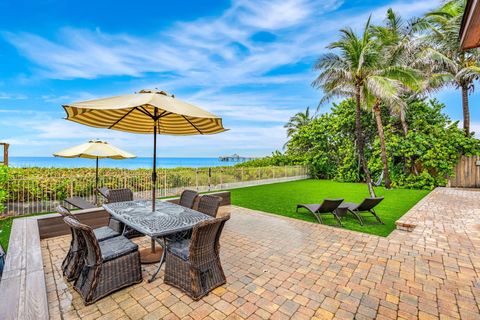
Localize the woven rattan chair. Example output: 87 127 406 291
344 197 385 225
63 216 143 305
296 199 344 226
179 190 199 209
106 188 144 238
106 188 133 203
197 195 222 218
56 205 120 281
164 215 230 300
166 190 199 242
56 205 119 241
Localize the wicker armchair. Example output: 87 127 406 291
56 205 120 281
164 215 230 300
63 216 143 305
197 195 222 218
106 188 133 203
105 188 144 239
179 190 199 209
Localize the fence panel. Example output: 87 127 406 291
2 166 308 216
449 155 480 188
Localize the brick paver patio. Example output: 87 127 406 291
42 187 480 319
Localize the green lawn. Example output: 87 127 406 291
0 216 13 251
230 179 430 237
0 180 428 250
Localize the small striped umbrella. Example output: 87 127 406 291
62 89 227 211
53 140 136 204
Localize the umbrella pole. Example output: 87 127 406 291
152 108 158 212
95 157 99 205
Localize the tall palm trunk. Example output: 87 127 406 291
373 103 391 189
461 84 470 136
355 86 376 197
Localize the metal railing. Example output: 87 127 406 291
3 166 308 216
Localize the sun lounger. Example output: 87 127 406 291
296 199 344 225
64 196 97 210
97 186 109 199
342 197 384 225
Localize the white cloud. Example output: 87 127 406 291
0 92 27 100
1 0 444 157
0 109 286 156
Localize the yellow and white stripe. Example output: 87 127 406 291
63 90 227 135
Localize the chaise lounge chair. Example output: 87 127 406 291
64 196 97 210
97 186 110 200
296 199 344 226
342 197 384 225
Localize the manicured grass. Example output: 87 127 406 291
0 216 13 251
0 180 428 250
230 179 430 237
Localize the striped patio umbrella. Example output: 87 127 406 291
53 140 136 204
62 89 227 211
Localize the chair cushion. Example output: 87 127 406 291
93 226 120 242
108 218 124 233
100 236 138 262
167 239 190 261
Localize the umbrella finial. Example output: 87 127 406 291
138 89 174 97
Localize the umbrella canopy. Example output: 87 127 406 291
53 140 136 159
63 89 226 135
62 89 227 211
54 140 136 204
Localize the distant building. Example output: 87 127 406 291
219 154 256 162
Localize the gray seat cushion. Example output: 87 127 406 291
100 236 138 262
167 239 190 261
93 227 120 242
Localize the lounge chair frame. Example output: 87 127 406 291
344 197 385 225
296 199 344 226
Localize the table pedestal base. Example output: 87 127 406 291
140 247 162 264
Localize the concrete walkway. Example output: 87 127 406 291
42 188 480 319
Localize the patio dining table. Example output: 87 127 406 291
103 199 213 282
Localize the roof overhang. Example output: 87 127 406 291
460 0 480 49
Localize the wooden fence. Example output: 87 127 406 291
449 155 480 188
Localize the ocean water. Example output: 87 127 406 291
9 157 237 169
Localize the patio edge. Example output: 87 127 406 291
0 191 231 320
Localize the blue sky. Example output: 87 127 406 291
0 0 478 158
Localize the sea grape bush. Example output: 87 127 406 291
241 99 480 190
0 166 8 213
3 165 304 203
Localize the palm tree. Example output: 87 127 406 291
421 0 480 135
312 18 378 196
371 9 425 136
284 107 313 139
366 10 424 187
